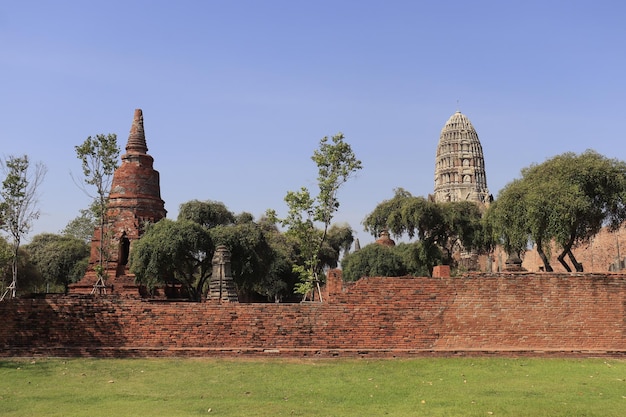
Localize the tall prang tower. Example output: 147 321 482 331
433 111 490 204
70 109 167 296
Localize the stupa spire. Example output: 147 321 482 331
433 111 490 204
126 108 148 154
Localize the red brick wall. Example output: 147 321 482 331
1 273 625 357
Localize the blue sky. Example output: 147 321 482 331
2 1 625 245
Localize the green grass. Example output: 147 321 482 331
1 357 626 416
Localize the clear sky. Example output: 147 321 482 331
2 0 625 245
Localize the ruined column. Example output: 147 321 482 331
208 245 238 302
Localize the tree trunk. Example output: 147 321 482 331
567 249 583 272
557 250 572 272
536 240 553 272
557 233 580 272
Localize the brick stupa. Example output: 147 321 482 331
70 109 166 296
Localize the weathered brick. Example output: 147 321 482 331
2 273 626 358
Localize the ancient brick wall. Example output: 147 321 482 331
1 273 625 358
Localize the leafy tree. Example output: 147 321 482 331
341 243 407 281
279 133 362 299
362 188 487 271
62 207 97 243
0 236 12 294
130 219 214 301
341 241 439 282
0 246 42 294
178 200 235 228
490 150 626 271
179 201 299 302
318 223 354 270
256 216 299 302
0 155 46 299
209 221 274 298
73 134 120 285
25 233 89 293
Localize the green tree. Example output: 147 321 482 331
25 233 89 293
209 221 273 298
130 219 214 301
490 150 626 272
341 241 438 282
363 189 487 272
279 133 362 300
257 216 299 302
318 223 355 270
0 236 13 294
179 201 298 302
73 134 120 287
0 246 42 294
62 207 97 243
341 243 407 281
0 155 46 300
178 199 235 228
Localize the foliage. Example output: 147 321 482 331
256 216 299 302
341 243 407 281
341 242 435 281
130 219 213 301
62 208 97 243
133 200 301 302
25 233 89 293
280 133 362 298
178 200 300 301
74 134 120 280
0 155 46 299
209 221 274 297
318 223 354 269
0 246 42 295
489 150 626 271
0 236 11 278
362 188 488 270
1 357 626 417
178 199 235 228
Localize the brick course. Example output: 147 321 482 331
2 273 626 358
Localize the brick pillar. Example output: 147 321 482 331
432 265 450 278
323 269 343 302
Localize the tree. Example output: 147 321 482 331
130 219 214 301
0 236 12 294
362 188 487 272
73 134 120 288
25 233 89 293
62 207 97 243
279 133 362 300
256 216 299 302
179 200 298 302
318 223 355 270
341 243 408 281
178 199 236 228
489 150 626 272
209 221 274 298
0 155 46 300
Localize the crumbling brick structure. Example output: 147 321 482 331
70 109 166 296
2 273 626 358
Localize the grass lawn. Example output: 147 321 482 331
1 357 626 416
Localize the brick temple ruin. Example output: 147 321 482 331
69 109 167 295
69 109 238 300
